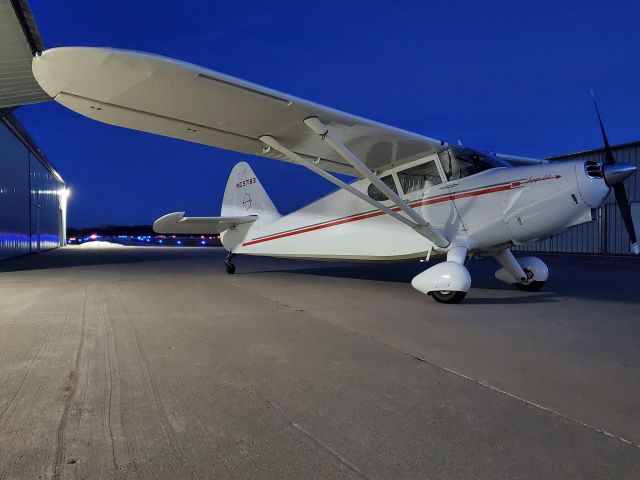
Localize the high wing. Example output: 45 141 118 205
32 47 445 177
153 212 257 235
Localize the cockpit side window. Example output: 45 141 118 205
439 146 508 181
367 175 398 201
396 161 442 195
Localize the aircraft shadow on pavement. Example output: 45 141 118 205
249 266 558 304
249 257 640 304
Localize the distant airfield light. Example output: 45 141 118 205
200 240 206 245
176 240 182 245
90 233 98 241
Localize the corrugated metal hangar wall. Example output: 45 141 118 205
0 0 66 261
0 111 67 260
513 141 640 256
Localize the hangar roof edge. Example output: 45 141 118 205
0 0 51 108
9 0 44 54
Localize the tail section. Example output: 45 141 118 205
222 162 280 226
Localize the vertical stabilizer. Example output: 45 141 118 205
222 162 280 226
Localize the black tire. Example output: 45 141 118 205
514 281 545 292
225 263 236 275
430 290 467 304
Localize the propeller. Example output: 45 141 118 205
591 94 639 254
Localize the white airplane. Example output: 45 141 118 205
32 47 638 303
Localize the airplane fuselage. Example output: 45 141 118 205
222 159 609 260
30 46 637 303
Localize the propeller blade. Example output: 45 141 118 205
591 93 639 254
591 94 616 165
612 183 639 252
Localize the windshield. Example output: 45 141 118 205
439 146 509 181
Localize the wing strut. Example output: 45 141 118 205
260 136 425 234
260 134 448 249
302 117 449 248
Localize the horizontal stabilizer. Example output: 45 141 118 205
153 212 257 235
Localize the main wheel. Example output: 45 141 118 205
514 281 545 292
225 263 236 275
430 290 467 304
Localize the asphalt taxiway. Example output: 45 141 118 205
0 246 638 479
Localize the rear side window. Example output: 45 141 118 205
396 161 442 194
367 175 398 201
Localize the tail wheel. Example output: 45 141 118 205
225 263 236 275
430 290 467 304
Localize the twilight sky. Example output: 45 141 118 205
15 0 640 228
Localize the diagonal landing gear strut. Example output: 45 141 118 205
493 249 549 291
224 252 237 275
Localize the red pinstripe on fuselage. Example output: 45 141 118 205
242 178 534 247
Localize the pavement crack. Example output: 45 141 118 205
102 302 118 469
409 353 640 450
191 323 370 479
289 421 372 479
54 286 88 479
120 295 198 480
308 313 640 451
229 282 302 311
0 310 54 432
407 353 427 363
226 277 640 451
